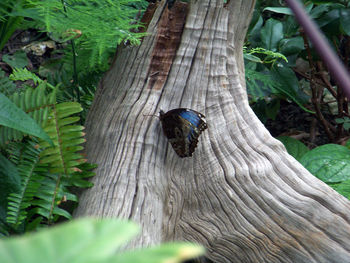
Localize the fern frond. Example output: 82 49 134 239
29 176 65 221
0 1 14 19
32 102 85 222
21 0 147 69
63 162 96 188
0 84 56 145
26 171 78 223
9 68 43 85
40 102 85 174
246 47 288 65
245 69 281 102
6 141 42 229
1 77 93 228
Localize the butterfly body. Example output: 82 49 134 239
159 108 207 158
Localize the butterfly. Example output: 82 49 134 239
159 108 207 158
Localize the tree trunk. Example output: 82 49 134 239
74 0 350 262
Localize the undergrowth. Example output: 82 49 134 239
0 0 147 235
0 69 96 235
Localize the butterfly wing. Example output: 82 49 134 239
160 108 207 157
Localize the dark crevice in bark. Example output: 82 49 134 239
147 2 189 90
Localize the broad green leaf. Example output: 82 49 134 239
283 15 300 36
264 4 313 16
248 15 263 45
0 218 139 263
344 122 350 131
279 37 304 56
263 7 293 15
260 19 283 51
106 242 205 263
271 65 313 113
52 207 72 219
310 0 341 4
316 9 340 28
310 4 331 19
2 51 28 69
330 180 350 200
0 218 203 263
0 154 20 221
0 93 52 145
300 144 350 183
305 3 315 13
243 53 262 63
277 136 309 161
340 9 350 36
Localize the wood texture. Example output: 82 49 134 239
74 0 350 262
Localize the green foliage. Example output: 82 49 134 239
10 0 147 71
0 68 56 145
277 136 309 161
2 101 92 230
0 69 16 96
246 0 350 137
57 85 96 121
244 47 287 108
39 102 84 174
9 67 44 85
0 218 205 263
114 242 204 263
1 0 147 110
260 18 284 52
270 65 312 113
0 1 25 51
245 11 312 120
300 143 350 198
250 98 280 123
245 69 279 102
244 47 288 64
244 47 288 105
0 0 146 236
249 0 350 201
330 180 350 200
0 71 95 234
0 92 52 145
0 153 21 235
6 141 42 229
335 117 350 131
300 144 350 183
2 50 28 69
279 137 350 199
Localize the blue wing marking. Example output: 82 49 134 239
179 110 201 126
178 110 201 140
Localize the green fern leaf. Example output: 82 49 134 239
28 102 86 222
245 69 281 102
52 207 72 219
0 85 56 145
6 141 42 228
9 68 42 85
19 0 146 70
41 102 85 175
63 162 96 188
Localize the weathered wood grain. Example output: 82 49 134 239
74 1 350 262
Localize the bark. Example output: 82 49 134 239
74 0 350 262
